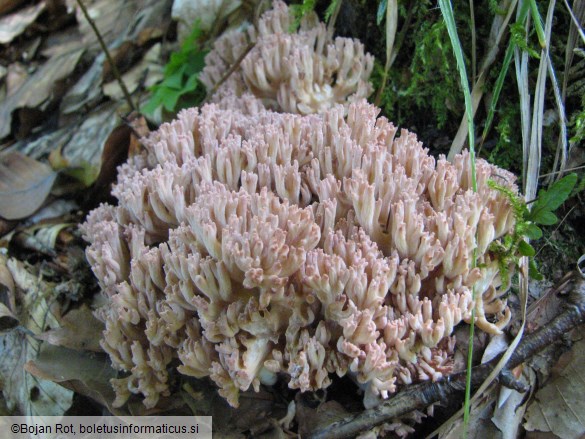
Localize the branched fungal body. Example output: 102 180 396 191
82 1 517 412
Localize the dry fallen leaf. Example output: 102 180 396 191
524 335 585 439
73 0 140 47
481 333 509 364
0 253 16 312
526 280 564 331
0 151 57 220
101 40 143 83
0 2 45 44
94 124 131 185
0 330 73 415
0 0 28 16
438 393 502 439
103 43 164 100
0 48 84 139
0 303 18 333
295 394 349 438
37 306 103 352
24 344 117 412
211 387 282 437
83 112 150 208
12 222 73 256
56 101 121 168
491 368 535 439
0 258 73 416
0 219 17 237
6 62 28 96
0 255 17 332
60 54 105 115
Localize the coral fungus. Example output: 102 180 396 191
199 1 374 114
83 92 517 409
82 0 517 412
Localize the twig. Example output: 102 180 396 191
307 276 585 439
76 0 136 112
539 164 585 178
535 204 577 257
202 0 268 105
202 41 255 104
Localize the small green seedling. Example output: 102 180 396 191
488 173 578 280
142 21 208 115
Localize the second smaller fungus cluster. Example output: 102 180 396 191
200 1 374 114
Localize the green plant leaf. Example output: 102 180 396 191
528 0 546 49
142 20 207 115
63 163 99 188
528 173 577 225
142 92 162 115
529 258 543 280
289 0 316 32
524 223 543 240
532 210 558 226
182 19 203 47
180 92 206 109
168 53 184 69
161 88 182 112
535 173 578 212
518 240 536 257
185 75 198 90
164 66 187 89
185 51 208 76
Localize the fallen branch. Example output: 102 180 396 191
308 275 585 439
202 41 255 103
76 0 136 112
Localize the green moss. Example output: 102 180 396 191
486 102 523 175
372 16 462 130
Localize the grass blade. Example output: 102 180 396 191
526 0 556 200
374 0 398 106
439 0 476 185
480 42 515 148
512 0 533 181
469 0 477 82
529 0 547 48
514 44 531 182
562 0 585 45
546 54 568 183
447 0 518 160
438 0 478 432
